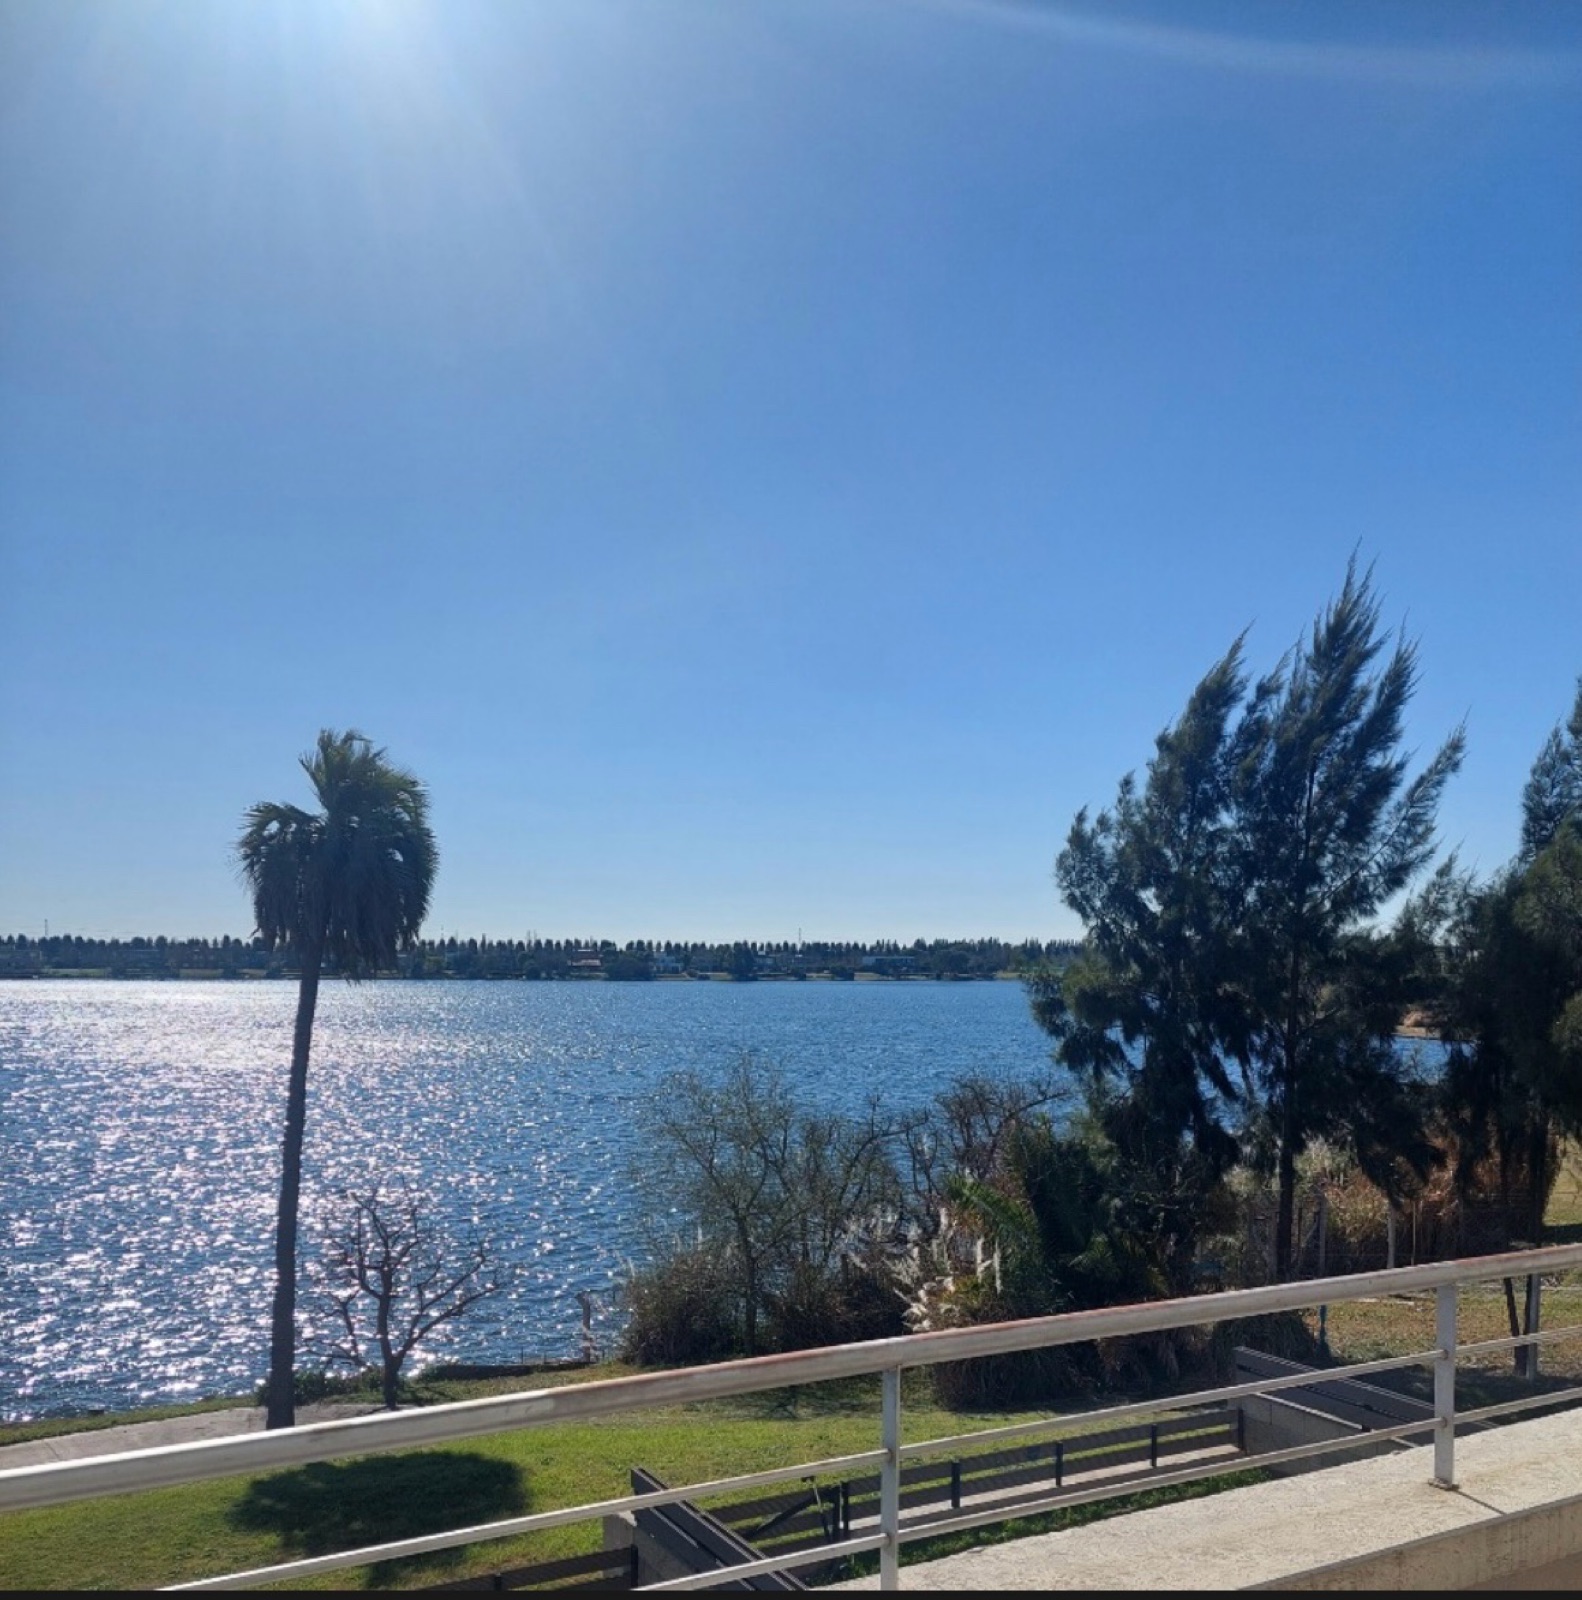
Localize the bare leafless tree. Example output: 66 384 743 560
308 1181 502 1408
900 1071 1066 1214
643 1055 909 1355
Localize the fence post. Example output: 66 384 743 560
1524 1274 1542 1382
881 1366 901 1590
1433 1283 1458 1488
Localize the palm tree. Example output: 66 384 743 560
239 730 437 1428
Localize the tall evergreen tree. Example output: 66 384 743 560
1234 564 1462 1276
1028 643 1258 1288
1034 564 1462 1282
1519 681 1582 865
1435 680 1582 1238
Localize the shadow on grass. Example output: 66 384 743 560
229 1450 528 1588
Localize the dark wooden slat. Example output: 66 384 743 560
1155 1409 1235 1437
494 1549 636 1587
632 1468 805 1591
712 1486 829 1526
1156 1424 1235 1455
751 1509 848 1545
755 1433 1239 1537
419 1547 634 1592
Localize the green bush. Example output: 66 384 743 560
764 1259 906 1353
252 1367 384 1406
619 1248 742 1367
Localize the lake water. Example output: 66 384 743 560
0 978 1054 1419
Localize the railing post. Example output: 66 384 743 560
1524 1273 1542 1382
1433 1283 1458 1488
880 1366 901 1590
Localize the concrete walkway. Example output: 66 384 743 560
0 1403 381 1470
830 1407 1582 1590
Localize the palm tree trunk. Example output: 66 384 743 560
265 938 322 1430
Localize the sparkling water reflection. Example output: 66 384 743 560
0 979 1052 1418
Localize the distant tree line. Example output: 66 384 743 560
0 933 1077 982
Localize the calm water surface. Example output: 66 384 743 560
0 978 1051 1418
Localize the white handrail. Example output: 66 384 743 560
6 1243 1578 1514
3 1243 1580 1592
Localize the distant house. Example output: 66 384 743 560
860 952 916 975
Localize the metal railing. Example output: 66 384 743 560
4 1244 1582 1590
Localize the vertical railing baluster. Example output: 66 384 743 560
881 1366 902 1590
1524 1274 1542 1382
1433 1283 1458 1488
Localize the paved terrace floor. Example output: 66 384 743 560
831 1406 1582 1590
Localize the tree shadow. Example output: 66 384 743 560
230 1450 529 1587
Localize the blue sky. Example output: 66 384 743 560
1 0 1578 944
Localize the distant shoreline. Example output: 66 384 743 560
1 933 1078 985
0 968 1029 983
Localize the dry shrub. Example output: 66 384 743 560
619 1247 741 1367
1211 1131 1552 1285
765 1259 906 1353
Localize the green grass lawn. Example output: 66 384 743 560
1546 1141 1582 1235
3 1373 1165 1591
